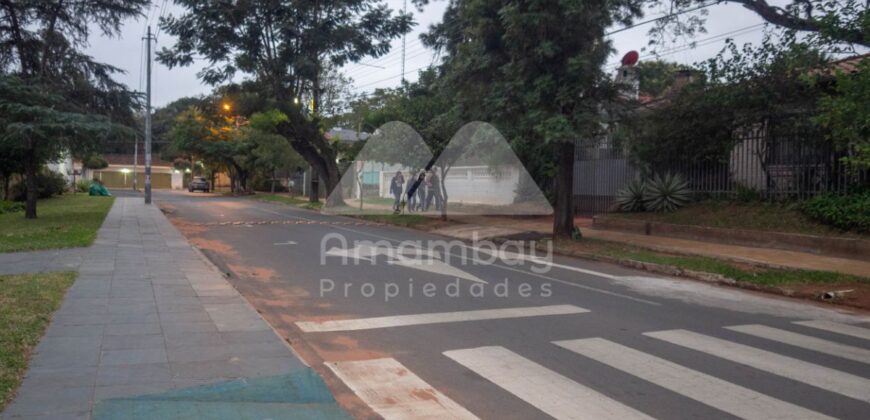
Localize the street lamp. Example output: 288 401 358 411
120 168 131 186
222 102 232 112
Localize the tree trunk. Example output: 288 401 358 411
309 166 320 202
439 166 448 221
2 174 9 201
23 151 38 219
552 141 576 238
275 113 343 206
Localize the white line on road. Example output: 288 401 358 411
325 358 479 420
793 320 870 341
444 346 652 420
471 246 617 279
726 324 870 364
250 207 661 305
553 338 834 420
296 304 589 332
645 329 870 403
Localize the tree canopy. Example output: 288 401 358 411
158 0 413 203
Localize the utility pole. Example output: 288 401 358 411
401 0 407 84
143 26 155 204
133 135 138 191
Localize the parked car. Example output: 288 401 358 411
188 177 210 193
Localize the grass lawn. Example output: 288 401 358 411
354 213 434 227
0 194 115 253
249 193 324 209
250 194 443 228
607 201 866 239
554 238 867 287
0 272 76 410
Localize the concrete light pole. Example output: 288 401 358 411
143 26 155 204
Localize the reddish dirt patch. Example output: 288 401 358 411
411 388 439 402
226 264 278 281
307 335 390 362
190 237 240 259
781 283 870 310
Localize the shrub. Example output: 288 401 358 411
12 170 68 201
614 178 647 212
0 200 25 214
75 179 92 193
643 172 692 212
82 154 108 169
801 191 870 233
251 176 288 193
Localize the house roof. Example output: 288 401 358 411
326 128 370 142
826 53 869 74
103 154 173 167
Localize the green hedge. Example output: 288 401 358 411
0 201 24 214
801 191 870 233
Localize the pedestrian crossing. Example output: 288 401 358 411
444 346 653 420
645 329 870 402
307 311 870 419
725 324 870 364
553 338 835 420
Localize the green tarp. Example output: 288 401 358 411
88 183 112 196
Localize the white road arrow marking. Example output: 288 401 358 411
325 244 486 284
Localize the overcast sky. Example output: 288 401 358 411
84 1 834 108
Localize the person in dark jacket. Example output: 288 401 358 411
415 172 427 211
427 171 443 211
389 171 404 212
405 171 417 212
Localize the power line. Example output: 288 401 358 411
154 0 169 41
606 23 764 70
351 23 764 95
348 46 435 81
607 1 721 36
348 2 722 93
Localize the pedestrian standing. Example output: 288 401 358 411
389 171 405 212
428 171 443 211
415 172 427 211
406 171 417 212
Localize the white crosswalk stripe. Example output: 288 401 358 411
645 329 870 403
444 346 652 420
296 304 588 332
793 320 870 341
726 324 870 364
325 358 479 420
553 338 835 420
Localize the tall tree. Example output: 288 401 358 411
0 76 122 218
0 0 145 217
650 0 868 50
420 0 643 237
157 0 412 205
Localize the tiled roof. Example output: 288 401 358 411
102 154 173 167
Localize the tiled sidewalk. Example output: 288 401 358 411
0 249 85 275
2 198 331 419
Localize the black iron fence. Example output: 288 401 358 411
573 126 868 216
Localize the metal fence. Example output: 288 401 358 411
573 123 869 216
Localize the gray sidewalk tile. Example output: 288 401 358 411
99 348 168 366
100 334 165 351
96 363 172 386
103 322 161 336
3 197 309 418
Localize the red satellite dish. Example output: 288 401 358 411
621 50 639 67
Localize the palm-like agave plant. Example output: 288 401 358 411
643 172 692 212
614 178 647 212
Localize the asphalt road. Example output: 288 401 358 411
140 190 870 419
